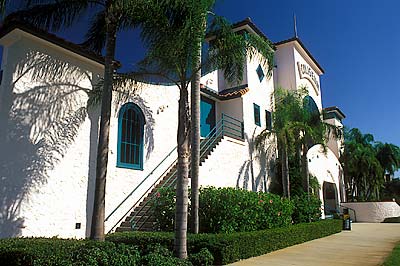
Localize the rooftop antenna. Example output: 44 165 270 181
293 13 298 38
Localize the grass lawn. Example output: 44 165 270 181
383 242 400 266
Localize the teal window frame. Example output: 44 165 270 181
265 110 272 130
256 64 265 82
117 103 145 170
253 103 261 126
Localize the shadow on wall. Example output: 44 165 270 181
236 130 275 192
0 49 97 238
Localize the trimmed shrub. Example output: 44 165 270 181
152 186 294 233
199 187 293 233
292 192 322 223
139 244 192 266
188 248 214 266
0 238 140 266
108 219 342 265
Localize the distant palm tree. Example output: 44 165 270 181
7 0 148 241
342 128 385 200
375 142 400 178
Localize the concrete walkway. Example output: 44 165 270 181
228 223 400 266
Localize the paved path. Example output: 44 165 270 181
228 223 400 266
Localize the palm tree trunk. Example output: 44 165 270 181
302 142 310 197
280 142 290 199
190 46 201 234
175 85 190 259
90 20 117 241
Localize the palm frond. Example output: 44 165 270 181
5 0 94 32
81 10 106 53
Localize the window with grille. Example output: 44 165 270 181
254 103 261 126
265 110 272 130
117 103 145 170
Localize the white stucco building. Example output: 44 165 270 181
0 18 345 238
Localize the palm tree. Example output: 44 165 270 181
296 95 342 197
375 142 400 179
121 3 274 257
256 88 301 199
342 128 385 200
6 0 147 241
256 88 341 199
0 0 6 14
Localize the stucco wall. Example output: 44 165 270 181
308 144 343 218
293 47 322 111
341 202 400 223
275 41 323 111
0 29 103 238
0 29 183 238
199 136 270 192
274 44 296 90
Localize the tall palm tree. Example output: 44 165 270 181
342 128 385 200
256 88 301 199
296 95 342 196
6 0 147 241
121 3 273 257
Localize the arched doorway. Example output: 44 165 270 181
323 181 339 215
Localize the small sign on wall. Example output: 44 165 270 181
297 62 320 95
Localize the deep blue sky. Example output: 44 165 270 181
9 1 400 151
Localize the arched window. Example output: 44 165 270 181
303 95 320 125
117 103 145 170
303 95 319 116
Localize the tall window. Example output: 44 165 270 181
256 64 265 82
117 103 145 170
265 110 272 130
253 103 261 126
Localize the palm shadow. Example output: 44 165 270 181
236 129 274 192
0 49 96 238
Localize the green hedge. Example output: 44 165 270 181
0 238 199 266
0 238 140 266
153 187 295 233
107 219 342 265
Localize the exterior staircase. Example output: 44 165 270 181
115 136 223 232
110 113 244 233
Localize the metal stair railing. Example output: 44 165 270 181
130 113 244 231
105 146 177 233
129 120 225 230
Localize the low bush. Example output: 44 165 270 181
0 238 143 266
108 219 342 265
199 187 293 233
139 244 191 266
153 187 176 231
292 192 322 223
153 187 294 233
188 248 214 266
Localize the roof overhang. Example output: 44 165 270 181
323 106 346 120
0 21 107 67
275 37 324 75
201 84 249 101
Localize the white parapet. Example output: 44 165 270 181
341 202 400 223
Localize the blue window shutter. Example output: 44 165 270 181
117 103 145 170
254 103 261 126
